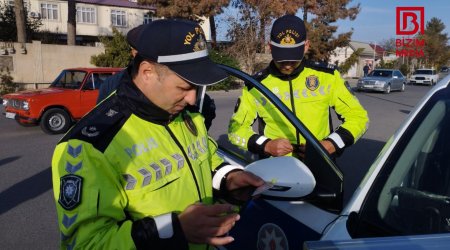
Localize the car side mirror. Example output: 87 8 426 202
244 156 316 199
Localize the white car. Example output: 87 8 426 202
216 65 450 249
410 68 439 85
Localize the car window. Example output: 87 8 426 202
356 86 450 237
50 70 87 89
371 70 392 77
414 70 432 75
83 72 114 90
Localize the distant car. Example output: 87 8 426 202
2 67 122 134
440 66 449 72
356 69 406 94
213 65 450 249
409 68 439 85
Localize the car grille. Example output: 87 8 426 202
415 77 425 80
364 80 376 85
7 99 22 109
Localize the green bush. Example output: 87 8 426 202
399 63 409 76
208 49 241 91
90 28 132 67
0 67 17 95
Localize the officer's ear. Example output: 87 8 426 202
304 40 310 53
139 61 158 81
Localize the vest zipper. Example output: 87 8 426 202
164 124 202 202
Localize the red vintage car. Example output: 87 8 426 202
2 67 122 134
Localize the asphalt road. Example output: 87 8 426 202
0 82 437 249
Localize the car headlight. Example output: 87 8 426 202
22 101 29 110
2 99 7 107
358 80 363 84
375 81 386 86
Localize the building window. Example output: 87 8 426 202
77 6 96 24
41 3 58 20
143 12 154 24
111 10 127 27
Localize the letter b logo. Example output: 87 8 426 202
396 7 424 35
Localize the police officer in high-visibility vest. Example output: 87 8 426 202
228 15 369 159
52 19 264 250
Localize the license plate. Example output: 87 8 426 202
5 112 16 119
364 85 373 88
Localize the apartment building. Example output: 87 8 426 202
13 0 212 45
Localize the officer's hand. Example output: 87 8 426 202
225 170 265 202
264 138 293 156
178 203 240 246
320 140 336 154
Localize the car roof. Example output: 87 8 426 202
63 67 123 72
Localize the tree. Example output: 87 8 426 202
223 1 259 74
139 0 230 47
90 28 132 67
422 17 449 69
0 68 17 95
13 0 26 43
304 0 360 61
338 48 363 75
0 1 42 42
380 38 396 55
67 0 76 45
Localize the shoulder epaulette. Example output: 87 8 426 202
252 67 271 82
59 96 129 152
304 60 337 74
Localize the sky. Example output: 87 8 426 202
216 0 450 44
336 0 450 44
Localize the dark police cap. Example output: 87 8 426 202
136 19 228 86
126 24 145 49
270 15 307 62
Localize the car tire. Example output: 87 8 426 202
401 83 405 92
384 84 391 94
431 80 434 86
40 108 72 134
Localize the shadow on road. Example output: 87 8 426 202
0 167 52 215
0 156 21 167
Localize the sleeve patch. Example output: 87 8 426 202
59 175 83 210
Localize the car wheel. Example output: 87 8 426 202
40 108 72 134
431 80 434 86
384 84 391 94
401 83 405 92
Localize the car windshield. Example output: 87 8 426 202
369 70 392 77
414 70 433 75
50 70 87 89
356 84 450 236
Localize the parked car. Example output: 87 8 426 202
1 67 122 134
214 65 450 249
356 69 406 94
410 68 439 85
440 66 449 73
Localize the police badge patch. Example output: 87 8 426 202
305 75 319 91
59 175 83 210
